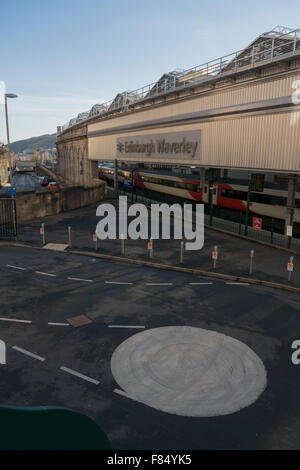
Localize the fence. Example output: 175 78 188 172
109 186 300 253
0 198 17 238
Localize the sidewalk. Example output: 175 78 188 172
14 196 300 288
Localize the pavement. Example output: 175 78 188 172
15 197 300 288
0 245 300 449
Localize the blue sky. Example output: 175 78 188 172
1 0 300 142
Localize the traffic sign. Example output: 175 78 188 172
93 233 97 242
40 226 45 235
212 250 218 260
252 217 262 230
287 262 294 272
148 241 153 250
7 187 16 196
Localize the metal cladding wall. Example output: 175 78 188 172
87 69 300 173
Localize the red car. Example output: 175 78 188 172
48 181 61 190
40 177 50 186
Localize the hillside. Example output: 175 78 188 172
10 133 56 153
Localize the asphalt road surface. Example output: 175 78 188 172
0 173 50 193
0 245 300 449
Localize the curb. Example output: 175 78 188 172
1 241 299 295
69 249 300 295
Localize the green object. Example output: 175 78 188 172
244 181 251 236
270 218 274 244
0 405 112 450
239 210 242 234
209 186 213 226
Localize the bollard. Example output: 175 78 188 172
249 249 255 275
120 233 125 255
180 240 184 264
68 226 72 248
287 256 294 282
93 232 98 251
212 245 218 269
148 238 153 260
40 223 45 245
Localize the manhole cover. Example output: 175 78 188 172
111 326 267 417
67 315 92 327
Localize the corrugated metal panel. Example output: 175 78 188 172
89 110 300 172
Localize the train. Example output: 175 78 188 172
98 166 300 223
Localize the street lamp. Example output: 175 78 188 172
5 93 18 184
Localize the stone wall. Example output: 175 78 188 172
56 125 98 187
14 180 106 222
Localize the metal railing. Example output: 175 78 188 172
109 185 300 253
60 26 300 133
0 198 17 239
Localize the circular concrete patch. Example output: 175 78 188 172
111 326 267 417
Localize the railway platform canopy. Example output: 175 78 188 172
57 26 300 189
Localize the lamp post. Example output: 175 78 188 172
5 93 18 184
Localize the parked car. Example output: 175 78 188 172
48 181 61 190
40 177 50 186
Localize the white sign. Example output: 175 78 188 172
212 250 218 260
286 225 293 237
287 262 294 272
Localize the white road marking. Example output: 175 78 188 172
226 282 250 286
6 265 26 271
105 281 133 285
35 271 57 277
12 346 45 362
0 317 32 324
114 388 132 399
108 325 146 329
189 282 213 285
48 322 70 326
60 366 100 385
145 282 173 286
67 277 93 283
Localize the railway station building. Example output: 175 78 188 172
56 26 300 233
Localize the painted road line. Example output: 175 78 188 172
105 281 133 285
60 366 100 385
0 317 32 324
12 346 46 362
35 271 57 277
6 265 26 271
48 322 70 326
114 389 138 403
67 277 93 282
108 325 146 329
189 282 213 285
145 282 173 286
226 281 250 285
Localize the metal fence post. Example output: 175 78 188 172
270 218 274 244
287 256 294 282
120 233 125 255
180 240 184 264
212 245 218 269
148 238 153 260
249 249 254 275
68 226 72 248
40 223 45 245
93 232 98 251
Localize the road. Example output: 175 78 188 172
0 245 300 449
0 172 54 193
